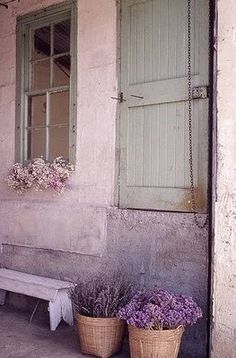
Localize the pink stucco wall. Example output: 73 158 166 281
0 0 118 254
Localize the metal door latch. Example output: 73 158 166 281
131 94 144 99
192 86 209 99
111 92 126 103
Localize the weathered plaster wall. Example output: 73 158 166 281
0 0 117 254
212 1 236 356
0 1 209 357
1 209 208 358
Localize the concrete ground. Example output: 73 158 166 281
0 307 129 358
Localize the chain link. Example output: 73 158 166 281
187 0 208 229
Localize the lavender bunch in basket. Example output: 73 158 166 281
71 272 133 318
117 289 202 330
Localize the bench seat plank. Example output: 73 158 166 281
0 269 75 331
0 269 74 290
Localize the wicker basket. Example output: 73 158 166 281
76 314 126 358
128 325 184 358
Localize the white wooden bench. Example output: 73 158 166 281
0 269 75 331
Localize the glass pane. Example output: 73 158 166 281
32 26 50 60
54 19 70 54
49 126 69 161
31 59 50 90
53 56 70 87
27 128 46 160
50 91 69 125
28 95 46 127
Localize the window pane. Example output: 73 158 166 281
27 128 46 160
49 126 69 161
54 19 70 54
31 59 50 90
32 26 51 60
53 56 70 87
50 91 69 125
28 95 46 127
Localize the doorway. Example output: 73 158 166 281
119 1 212 357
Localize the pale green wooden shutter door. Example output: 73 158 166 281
119 0 209 212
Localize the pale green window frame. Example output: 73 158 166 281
16 1 77 164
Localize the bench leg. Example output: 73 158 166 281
0 289 6 305
61 292 74 327
48 296 62 331
48 291 74 331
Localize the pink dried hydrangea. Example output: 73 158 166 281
7 157 74 194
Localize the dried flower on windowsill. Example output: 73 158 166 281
7 157 74 194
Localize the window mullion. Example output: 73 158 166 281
50 24 54 88
28 28 32 92
26 85 69 97
52 51 70 60
24 94 29 161
46 92 50 161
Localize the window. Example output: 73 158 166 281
16 2 77 163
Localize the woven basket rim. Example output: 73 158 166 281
128 324 184 337
76 313 124 326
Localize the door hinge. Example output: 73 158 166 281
192 86 209 99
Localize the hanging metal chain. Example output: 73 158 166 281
187 0 208 229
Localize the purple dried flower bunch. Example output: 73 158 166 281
7 157 74 194
71 272 133 318
117 289 202 330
